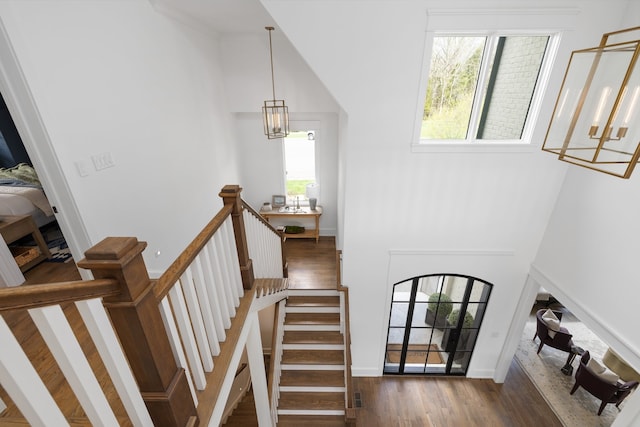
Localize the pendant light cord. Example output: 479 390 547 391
266 26 276 101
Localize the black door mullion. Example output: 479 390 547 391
398 278 419 373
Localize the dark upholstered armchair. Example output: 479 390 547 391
533 309 573 355
570 351 639 415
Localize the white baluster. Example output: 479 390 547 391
168 282 207 390
180 268 215 369
159 297 199 405
75 299 153 426
0 316 68 427
29 305 118 426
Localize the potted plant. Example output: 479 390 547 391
424 293 452 330
441 309 475 356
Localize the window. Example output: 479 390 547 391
283 130 316 204
419 34 551 144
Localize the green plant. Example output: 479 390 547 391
448 309 474 328
427 293 453 317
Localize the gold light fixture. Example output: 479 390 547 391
542 27 640 178
262 26 289 139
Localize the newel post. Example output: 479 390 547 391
77 237 198 427
220 185 255 290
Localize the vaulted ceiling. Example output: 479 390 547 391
151 0 276 34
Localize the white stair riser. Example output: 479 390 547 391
285 307 340 313
284 324 341 331
280 386 345 393
288 290 339 297
277 409 345 416
282 364 344 370
283 344 344 350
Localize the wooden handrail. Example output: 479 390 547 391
0 278 119 313
242 200 280 235
154 204 233 301
267 300 282 404
337 250 356 425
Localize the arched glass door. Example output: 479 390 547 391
384 274 492 375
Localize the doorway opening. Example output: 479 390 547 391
384 274 492 375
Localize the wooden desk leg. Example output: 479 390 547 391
32 227 52 259
315 215 319 243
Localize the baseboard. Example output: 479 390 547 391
466 367 495 379
352 367 380 377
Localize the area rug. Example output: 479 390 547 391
46 236 72 263
515 308 626 426
40 223 72 263
386 344 444 364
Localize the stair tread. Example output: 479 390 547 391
282 349 344 365
287 296 340 307
280 369 345 387
285 312 340 324
276 415 346 427
284 330 343 345
279 391 345 410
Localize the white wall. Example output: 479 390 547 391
219 33 340 235
263 0 631 378
0 1 240 273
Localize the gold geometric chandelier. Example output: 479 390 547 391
542 27 640 178
262 26 289 139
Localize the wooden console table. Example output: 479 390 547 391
0 215 51 272
261 206 322 242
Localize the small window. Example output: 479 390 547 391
283 130 316 204
420 34 550 143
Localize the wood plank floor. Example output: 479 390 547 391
0 260 132 426
232 236 562 426
1 236 562 426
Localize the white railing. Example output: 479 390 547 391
0 293 153 426
157 216 244 401
269 299 287 425
0 187 286 426
243 206 284 279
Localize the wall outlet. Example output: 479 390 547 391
92 152 115 171
74 160 91 177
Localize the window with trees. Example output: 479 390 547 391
283 130 316 205
419 34 552 143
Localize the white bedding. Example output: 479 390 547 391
0 186 55 227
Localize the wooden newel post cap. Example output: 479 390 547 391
77 237 150 302
79 236 146 264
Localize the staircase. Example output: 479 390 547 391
276 289 347 426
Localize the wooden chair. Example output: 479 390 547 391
533 309 573 355
570 351 639 415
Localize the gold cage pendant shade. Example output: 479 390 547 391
263 99 289 139
262 26 289 139
542 27 640 178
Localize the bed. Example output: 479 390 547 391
0 163 55 228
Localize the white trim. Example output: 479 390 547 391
528 264 640 364
279 386 345 393
389 249 515 256
277 409 345 416
281 364 344 371
0 17 91 265
283 344 344 351
284 325 341 331
411 7 578 151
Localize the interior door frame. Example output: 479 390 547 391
0 17 91 277
384 273 492 376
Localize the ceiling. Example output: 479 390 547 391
152 0 277 34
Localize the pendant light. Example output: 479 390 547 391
542 27 640 178
262 26 289 139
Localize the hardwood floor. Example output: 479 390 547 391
0 259 133 426
234 235 562 426
2 237 562 426
284 237 337 289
